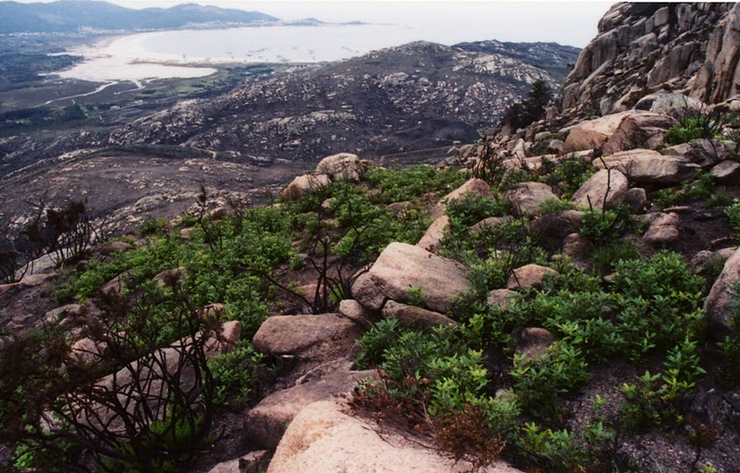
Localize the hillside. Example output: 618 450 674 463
108 41 578 164
0 40 577 238
0 0 278 34
4 3 740 473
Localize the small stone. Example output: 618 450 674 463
506 264 558 290
381 300 458 329
487 289 519 309
515 327 554 362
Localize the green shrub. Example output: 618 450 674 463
589 240 640 273
726 202 740 233
518 418 615 472
445 192 510 227
621 339 705 430
664 114 724 145
653 170 717 208
543 156 597 199
611 252 704 357
139 218 168 236
208 342 264 407
510 341 588 420
537 198 579 216
362 165 468 204
355 319 403 369
579 207 631 244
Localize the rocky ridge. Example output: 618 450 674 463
561 2 740 120
107 41 578 164
6 4 740 473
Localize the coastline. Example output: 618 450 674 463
53 23 419 82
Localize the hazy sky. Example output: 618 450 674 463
3 0 613 47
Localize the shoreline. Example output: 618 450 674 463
52 23 419 82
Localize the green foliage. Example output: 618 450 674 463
500 79 553 131
327 182 430 265
653 170 717 208
510 341 589 420
664 112 725 145
442 217 546 300
726 202 740 233
139 218 168 236
208 342 264 408
445 192 510 227
542 156 597 199
589 240 640 272
621 338 706 430
537 198 579 216
579 206 631 244
611 252 704 358
362 165 468 204
355 318 404 369
519 418 615 472
405 286 425 307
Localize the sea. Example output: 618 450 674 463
56 23 435 83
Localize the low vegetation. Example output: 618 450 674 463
2 144 740 471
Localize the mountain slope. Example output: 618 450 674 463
108 41 578 164
560 2 740 120
0 0 278 34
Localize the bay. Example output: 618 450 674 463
57 23 426 82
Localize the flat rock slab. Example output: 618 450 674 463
564 111 637 153
252 314 358 356
602 112 678 153
506 264 558 290
416 215 450 254
352 242 470 313
281 174 331 200
705 247 740 339
594 149 698 185
642 212 681 246
571 168 629 210
382 300 458 329
711 160 740 182
206 451 270 473
504 182 559 217
245 364 376 449
429 178 493 219
267 400 525 473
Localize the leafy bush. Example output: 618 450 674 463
445 192 510 227
208 342 264 408
579 206 631 244
510 341 589 420
537 198 579 216
542 156 597 199
611 252 705 357
726 202 740 233
362 165 468 204
621 339 705 430
653 170 717 208
664 112 725 145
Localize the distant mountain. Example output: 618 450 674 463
453 40 580 83
0 0 279 34
106 41 578 163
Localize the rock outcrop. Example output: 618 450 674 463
704 247 740 338
266 400 524 473
351 242 470 313
107 42 576 165
561 3 740 119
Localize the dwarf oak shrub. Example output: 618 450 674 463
362 164 468 204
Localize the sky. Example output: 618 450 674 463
2 0 614 47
